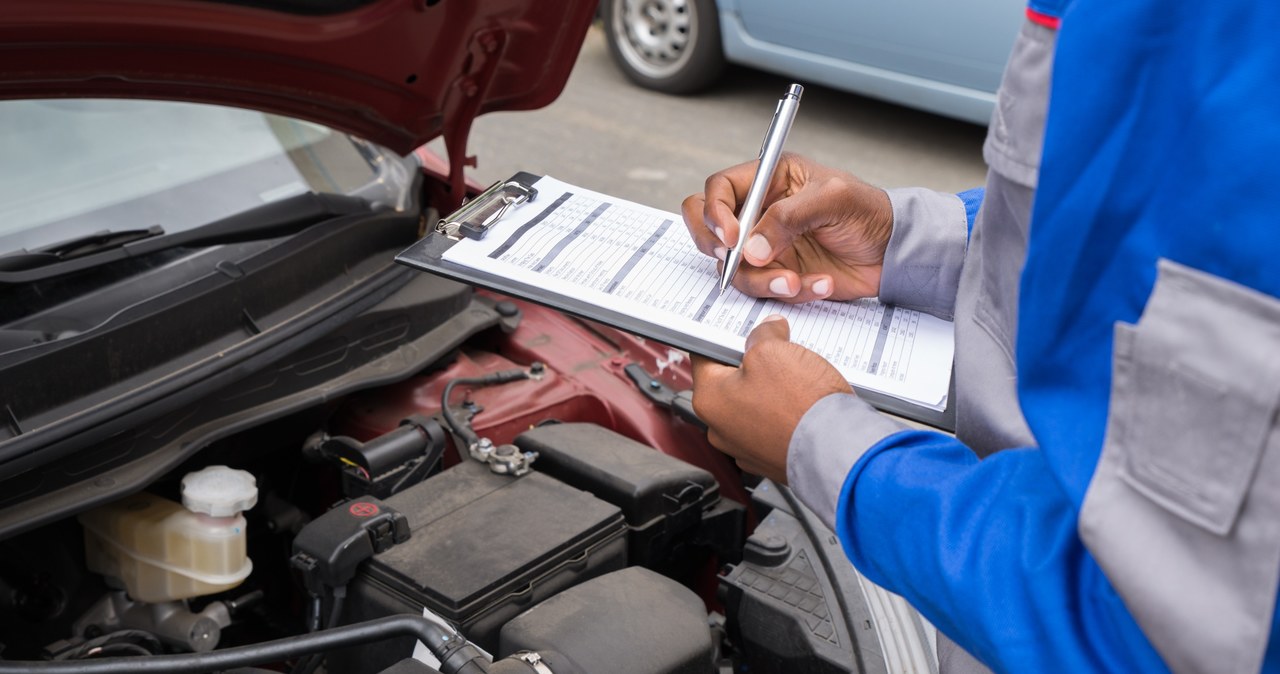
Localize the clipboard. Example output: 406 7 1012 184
396 172 955 431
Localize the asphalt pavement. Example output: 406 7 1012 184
448 24 989 217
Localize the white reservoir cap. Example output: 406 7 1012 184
181 466 258 517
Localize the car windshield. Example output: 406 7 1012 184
0 99 409 256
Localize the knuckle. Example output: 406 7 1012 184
754 339 794 363
741 344 771 367
691 390 709 417
779 150 804 166
705 172 729 193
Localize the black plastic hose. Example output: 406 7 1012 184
0 615 481 674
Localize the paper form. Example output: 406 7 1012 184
443 176 954 410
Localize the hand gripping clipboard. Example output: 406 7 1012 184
395 172 955 431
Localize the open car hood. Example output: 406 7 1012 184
0 0 596 159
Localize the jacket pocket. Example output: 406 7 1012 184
1080 258 1280 674
1113 292 1280 535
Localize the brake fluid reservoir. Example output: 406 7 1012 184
78 466 257 603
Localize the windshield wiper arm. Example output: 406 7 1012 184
161 192 373 249
0 193 375 283
40 226 165 259
0 226 165 273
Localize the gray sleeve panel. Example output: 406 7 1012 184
786 392 909 531
938 632 994 674
951 170 1036 456
878 187 969 321
1079 259 1280 674
949 17 1053 456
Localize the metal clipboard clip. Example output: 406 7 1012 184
435 179 538 241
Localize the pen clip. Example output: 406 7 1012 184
757 100 784 159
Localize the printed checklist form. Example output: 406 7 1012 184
432 176 954 411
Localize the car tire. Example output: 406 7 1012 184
603 0 725 95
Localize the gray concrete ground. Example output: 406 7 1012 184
443 24 989 216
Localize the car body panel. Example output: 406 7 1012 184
717 0 1023 124
0 0 596 155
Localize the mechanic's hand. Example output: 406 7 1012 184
691 315 852 484
681 153 893 303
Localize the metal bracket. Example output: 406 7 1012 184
435 179 537 240
623 363 706 430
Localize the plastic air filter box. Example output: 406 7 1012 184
515 423 725 569
499 567 715 674
336 460 627 674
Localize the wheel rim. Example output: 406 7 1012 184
610 0 699 79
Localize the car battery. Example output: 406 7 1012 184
336 459 627 674
515 423 730 570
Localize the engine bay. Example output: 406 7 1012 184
0 289 922 674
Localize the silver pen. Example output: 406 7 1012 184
719 83 804 290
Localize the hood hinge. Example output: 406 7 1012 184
432 27 508 215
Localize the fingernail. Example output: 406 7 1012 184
768 276 793 296
812 278 831 297
761 314 786 323
713 226 726 245
745 234 771 261
713 246 727 261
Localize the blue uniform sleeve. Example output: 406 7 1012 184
835 429 1169 674
957 187 984 235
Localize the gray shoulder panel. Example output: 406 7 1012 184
983 21 1056 189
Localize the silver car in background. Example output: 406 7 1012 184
603 0 1024 125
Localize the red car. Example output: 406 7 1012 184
0 2 937 673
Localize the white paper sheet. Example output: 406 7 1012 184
443 176 953 410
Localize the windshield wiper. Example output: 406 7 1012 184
0 193 375 284
40 226 165 259
0 226 165 273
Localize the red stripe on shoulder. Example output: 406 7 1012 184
1026 7 1061 29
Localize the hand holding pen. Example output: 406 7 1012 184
680 87 896 303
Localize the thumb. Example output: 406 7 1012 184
745 314 791 351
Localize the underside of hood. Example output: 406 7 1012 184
0 0 596 159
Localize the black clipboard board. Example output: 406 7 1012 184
395 172 954 431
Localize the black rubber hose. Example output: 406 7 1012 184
440 369 533 449
440 378 483 448
325 588 347 631
291 587 349 674
0 615 480 674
